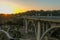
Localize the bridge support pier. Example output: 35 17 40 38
45 22 49 40
37 21 41 40
25 19 28 33
44 36 48 40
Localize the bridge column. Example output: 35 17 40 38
42 22 45 33
44 36 48 40
44 22 49 40
43 22 46 40
37 21 41 40
35 26 37 35
25 19 28 33
42 22 48 40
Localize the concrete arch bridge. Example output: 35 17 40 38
20 16 60 40
0 16 60 40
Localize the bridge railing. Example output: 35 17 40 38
20 16 60 19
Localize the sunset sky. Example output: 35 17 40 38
0 0 60 14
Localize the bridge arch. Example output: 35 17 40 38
40 26 60 40
0 30 13 39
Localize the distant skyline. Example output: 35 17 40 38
0 0 60 14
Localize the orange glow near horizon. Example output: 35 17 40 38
0 0 59 15
0 1 51 15
1 14 12 19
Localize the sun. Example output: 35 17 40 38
0 2 24 14
0 5 23 14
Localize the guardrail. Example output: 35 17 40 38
20 16 60 19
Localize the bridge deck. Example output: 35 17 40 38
21 16 60 22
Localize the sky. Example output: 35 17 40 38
9 0 60 10
0 0 60 14
19 0 60 10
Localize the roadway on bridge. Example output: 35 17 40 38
21 16 60 22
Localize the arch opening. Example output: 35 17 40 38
40 27 60 40
50 28 60 39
